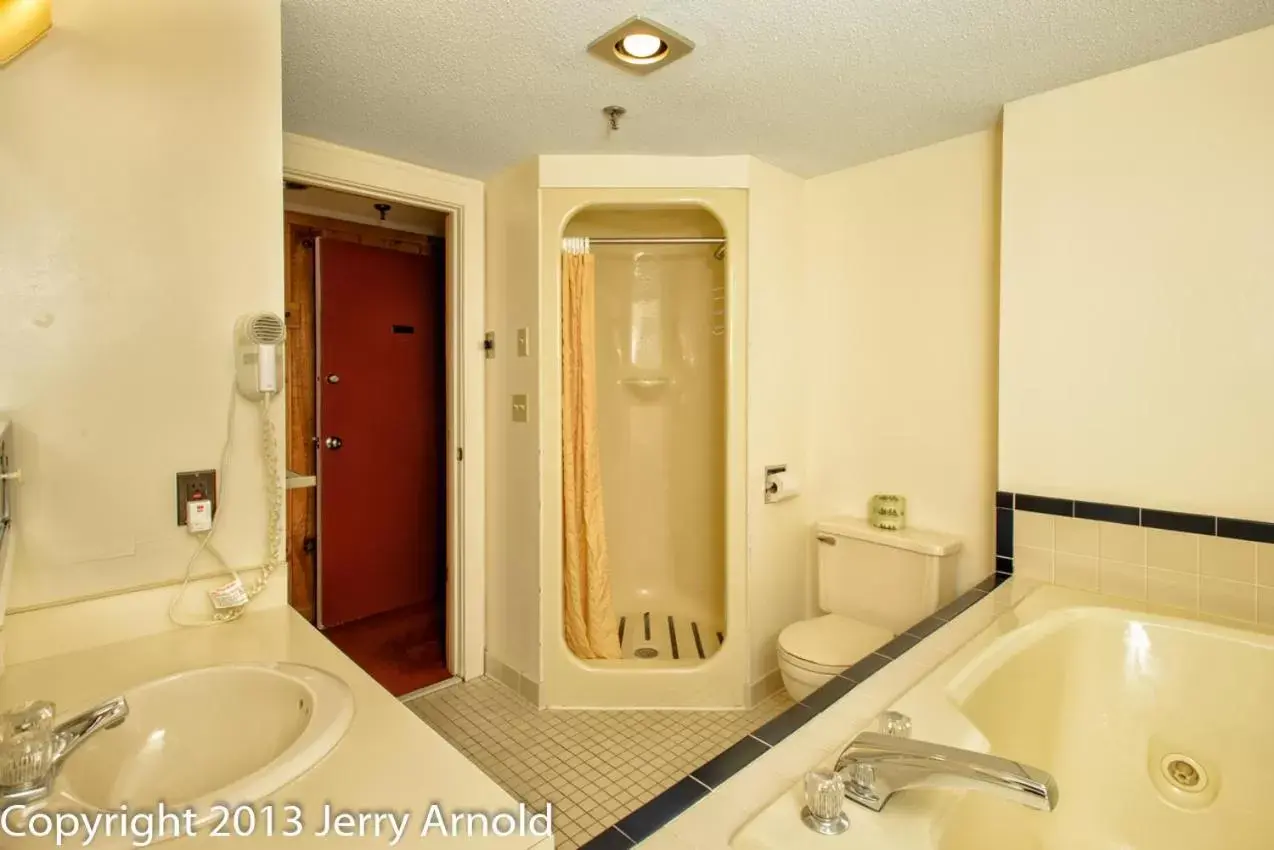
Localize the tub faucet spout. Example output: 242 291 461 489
834 731 1058 813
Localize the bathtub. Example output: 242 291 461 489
732 581 1274 850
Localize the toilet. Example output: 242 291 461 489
777 516 962 701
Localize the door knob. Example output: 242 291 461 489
326 374 340 384
325 436 343 450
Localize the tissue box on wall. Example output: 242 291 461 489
868 494 906 530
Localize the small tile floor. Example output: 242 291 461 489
407 677 792 849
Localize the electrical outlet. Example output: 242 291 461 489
175 470 217 525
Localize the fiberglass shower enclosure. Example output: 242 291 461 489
571 207 726 663
541 190 749 709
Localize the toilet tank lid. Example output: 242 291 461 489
815 516 962 557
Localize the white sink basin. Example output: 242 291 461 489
11 663 353 845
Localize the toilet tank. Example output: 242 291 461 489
815 516 962 633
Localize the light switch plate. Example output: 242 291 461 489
516 328 530 357
511 394 529 423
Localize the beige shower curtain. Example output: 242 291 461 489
561 251 623 660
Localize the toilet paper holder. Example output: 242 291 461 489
765 465 800 504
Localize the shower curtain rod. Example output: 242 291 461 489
582 236 725 245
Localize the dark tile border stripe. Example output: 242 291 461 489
1141 508 1215 536
610 776 709 844
1014 493 1074 517
995 507 1014 558
580 827 635 849
691 735 769 787
751 703 814 746
580 574 1010 847
1074 500 1139 526
973 572 1012 593
1002 491 1271 543
1217 517 1274 544
798 672 858 713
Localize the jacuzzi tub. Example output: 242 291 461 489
733 582 1274 850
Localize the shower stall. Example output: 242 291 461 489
573 208 727 662
539 189 749 709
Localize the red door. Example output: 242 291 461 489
316 239 445 628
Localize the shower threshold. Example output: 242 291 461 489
617 610 724 662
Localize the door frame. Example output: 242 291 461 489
283 133 485 680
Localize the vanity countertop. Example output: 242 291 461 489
0 607 552 848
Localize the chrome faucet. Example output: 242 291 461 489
834 731 1059 813
0 697 129 807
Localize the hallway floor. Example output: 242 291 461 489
407 677 792 849
322 602 449 697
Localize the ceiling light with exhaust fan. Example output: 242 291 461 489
587 16 694 75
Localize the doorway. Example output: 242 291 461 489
283 184 451 697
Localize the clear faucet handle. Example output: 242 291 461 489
878 710 912 738
801 770 850 835
0 701 56 787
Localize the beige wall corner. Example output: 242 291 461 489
746 157 815 682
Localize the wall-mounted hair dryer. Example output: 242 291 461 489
170 312 287 627
234 312 286 399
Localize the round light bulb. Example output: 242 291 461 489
620 33 664 59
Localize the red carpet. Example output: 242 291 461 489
322 602 449 697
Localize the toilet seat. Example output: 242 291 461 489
776 646 844 676
777 613 892 670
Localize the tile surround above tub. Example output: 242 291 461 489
995 491 1274 625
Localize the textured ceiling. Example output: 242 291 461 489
282 1 1274 179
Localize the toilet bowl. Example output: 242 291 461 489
776 517 962 703
777 613 893 701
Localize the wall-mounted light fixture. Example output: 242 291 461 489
587 16 694 76
0 0 52 66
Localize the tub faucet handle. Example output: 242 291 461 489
801 770 850 835
879 710 912 738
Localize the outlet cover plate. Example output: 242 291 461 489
176 469 217 525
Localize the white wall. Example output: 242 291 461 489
745 159 813 686
804 130 1001 593
484 159 542 683
999 25 1274 520
0 0 285 610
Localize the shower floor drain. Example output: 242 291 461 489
633 647 659 659
1162 754 1207 792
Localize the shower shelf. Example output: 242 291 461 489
619 377 671 388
